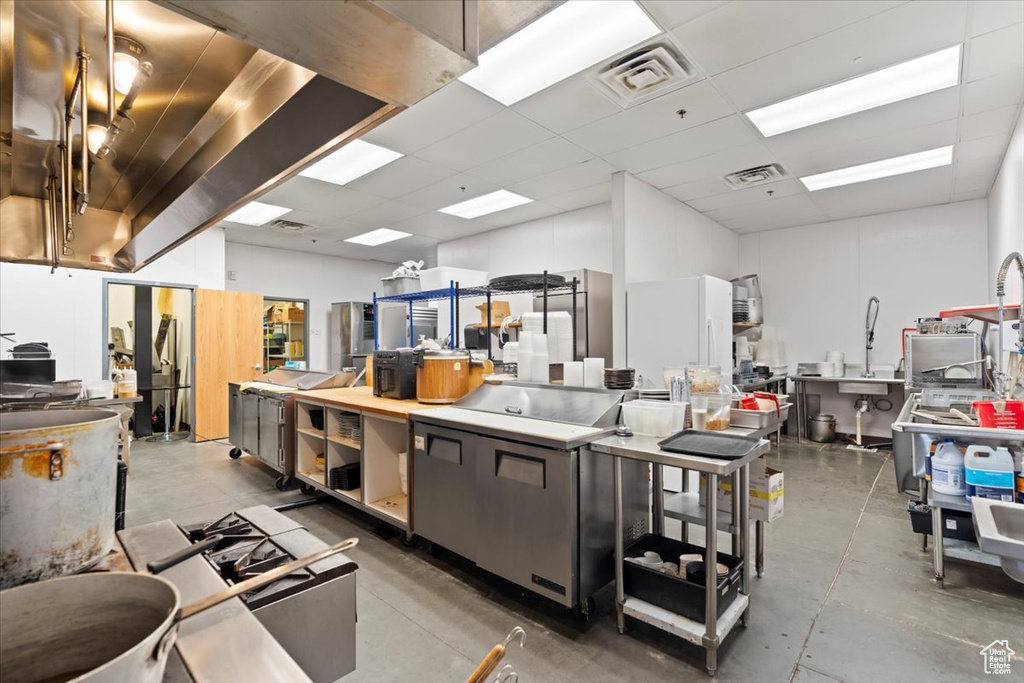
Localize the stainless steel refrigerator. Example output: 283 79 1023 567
330 302 375 376
531 269 612 363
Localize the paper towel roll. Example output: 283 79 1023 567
584 357 605 388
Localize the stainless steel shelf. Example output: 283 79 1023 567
942 539 1001 567
621 594 748 649
663 492 736 532
927 490 973 513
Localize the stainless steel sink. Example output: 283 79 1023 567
972 498 1024 583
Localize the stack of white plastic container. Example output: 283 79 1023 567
516 331 549 383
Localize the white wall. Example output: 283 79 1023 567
224 243 395 370
436 203 613 276
622 174 739 283
0 227 225 381
988 106 1024 303
739 200 989 436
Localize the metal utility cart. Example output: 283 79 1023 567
590 432 770 676
892 393 1023 587
373 271 579 361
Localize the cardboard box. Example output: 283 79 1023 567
265 304 284 324
699 456 784 523
284 305 304 323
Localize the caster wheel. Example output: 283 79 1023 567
229 448 242 460
401 533 419 548
274 476 290 491
572 597 596 622
300 483 316 495
428 542 444 558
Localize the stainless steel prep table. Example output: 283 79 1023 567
791 375 904 442
590 433 770 676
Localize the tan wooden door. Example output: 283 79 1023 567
193 289 263 441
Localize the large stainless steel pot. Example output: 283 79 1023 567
0 408 120 588
0 538 357 683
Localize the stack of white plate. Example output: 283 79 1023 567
825 350 845 377
732 299 750 323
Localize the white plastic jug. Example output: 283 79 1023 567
964 445 1015 501
931 440 965 496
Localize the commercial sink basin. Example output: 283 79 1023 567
972 498 1024 583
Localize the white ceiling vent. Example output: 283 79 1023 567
268 219 315 234
723 164 787 190
590 44 696 108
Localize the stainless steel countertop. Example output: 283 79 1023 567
589 433 769 474
791 375 903 384
412 406 609 450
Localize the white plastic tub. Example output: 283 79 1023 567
621 400 687 437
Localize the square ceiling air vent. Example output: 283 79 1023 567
268 219 314 234
590 44 697 108
723 164 787 189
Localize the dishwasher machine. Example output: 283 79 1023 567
411 383 648 619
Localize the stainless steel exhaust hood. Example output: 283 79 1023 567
0 0 555 273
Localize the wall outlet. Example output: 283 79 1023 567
227 270 237 281
311 329 321 336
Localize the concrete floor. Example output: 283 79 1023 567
126 437 1023 683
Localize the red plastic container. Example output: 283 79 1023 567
973 400 1024 429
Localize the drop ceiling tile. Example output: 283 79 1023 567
957 133 1012 162
637 142 776 189
783 119 958 176
671 0 900 76
511 76 623 135
345 157 456 199
712 1 969 111
314 187 388 219
721 205 830 233
688 178 805 212
640 0 729 30
476 201 565 228
323 235 436 264
663 178 734 202
561 80 733 156
545 182 613 211
390 211 491 242
952 188 989 201
962 68 1024 115
959 104 1021 141
360 81 504 154
953 171 996 195
811 165 953 219
259 176 341 208
510 158 617 199
965 22 1024 82
344 201 428 229
970 1 1024 37
955 155 1003 180
603 115 758 174
763 87 961 161
704 192 817 223
465 138 594 187
397 174 501 210
415 109 554 171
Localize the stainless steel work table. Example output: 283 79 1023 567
590 433 770 676
791 375 904 442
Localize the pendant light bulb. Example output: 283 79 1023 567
112 36 146 95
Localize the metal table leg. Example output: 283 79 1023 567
740 464 751 625
681 467 689 543
932 504 945 588
731 469 741 556
755 520 765 578
652 463 665 537
614 456 626 633
704 473 719 676
146 388 189 442
796 380 804 443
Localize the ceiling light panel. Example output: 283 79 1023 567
344 228 411 246
299 140 404 186
746 45 962 137
459 0 661 106
223 201 292 225
800 146 954 191
438 190 533 219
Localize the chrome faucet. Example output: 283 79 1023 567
995 251 1024 397
863 296 880 378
